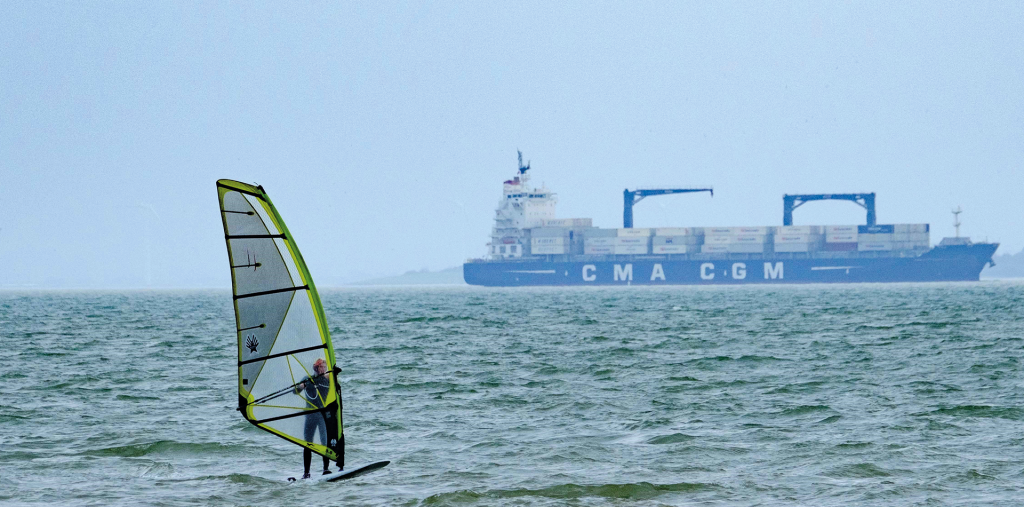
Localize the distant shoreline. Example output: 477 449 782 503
348 266 466 286
983 248 1024 279
3 254 1022 289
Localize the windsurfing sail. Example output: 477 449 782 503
216 180 344 466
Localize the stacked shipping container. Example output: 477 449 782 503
543 218 593 228
893 223 930 250
857 224 929 251
653 227 703 254
533 223 929 257
529 227 568 255
774 225 822 253
613 228 651 254
582 228 618 255
824 225 858 251
701 226 771 253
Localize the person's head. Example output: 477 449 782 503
313 358 327 375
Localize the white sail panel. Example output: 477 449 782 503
275 237 304 283
237 291 293 390
244 193 279 234
247 348 330 420
228 237 296 295
221 191 269 236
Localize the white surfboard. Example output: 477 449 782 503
288 461 390 483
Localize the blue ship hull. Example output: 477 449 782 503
463 244 998 286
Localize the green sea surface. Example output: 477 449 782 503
2 283 1023 506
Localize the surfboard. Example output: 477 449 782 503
287 461 390 483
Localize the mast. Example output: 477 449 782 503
517 149 530 178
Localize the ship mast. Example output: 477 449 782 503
517 150 530 184
952 206 963 238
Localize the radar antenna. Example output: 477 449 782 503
952 206 963 238
517 150 530 175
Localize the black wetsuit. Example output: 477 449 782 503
298 372 332 475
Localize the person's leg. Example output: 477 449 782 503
337 435 344 470
317 413 330 472
303 415 317 477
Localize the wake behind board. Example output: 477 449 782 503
288 461 390 483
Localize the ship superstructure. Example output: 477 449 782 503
464 155 998 286
488 151 559 259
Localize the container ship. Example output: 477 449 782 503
462 154 998 286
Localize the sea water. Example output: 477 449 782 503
1 283 1023 506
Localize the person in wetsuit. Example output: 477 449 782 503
296 358 335 478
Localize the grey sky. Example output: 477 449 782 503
2 2 1021 288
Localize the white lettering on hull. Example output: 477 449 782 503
580 261 785 283
582 264 597 282
764 262 784 279
650 264 665 281
700 263 714 280
614 264 633 281
732 263 747 279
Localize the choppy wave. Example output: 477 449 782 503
645 432 696 444
423 481 719 504
921 405 1024 420
826 463 898 478
84 440 248 458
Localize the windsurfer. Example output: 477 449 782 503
296 358 334 478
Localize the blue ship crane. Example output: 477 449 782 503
783 193 876 226
623 187 713 228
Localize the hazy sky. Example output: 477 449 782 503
2 2 1022 288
